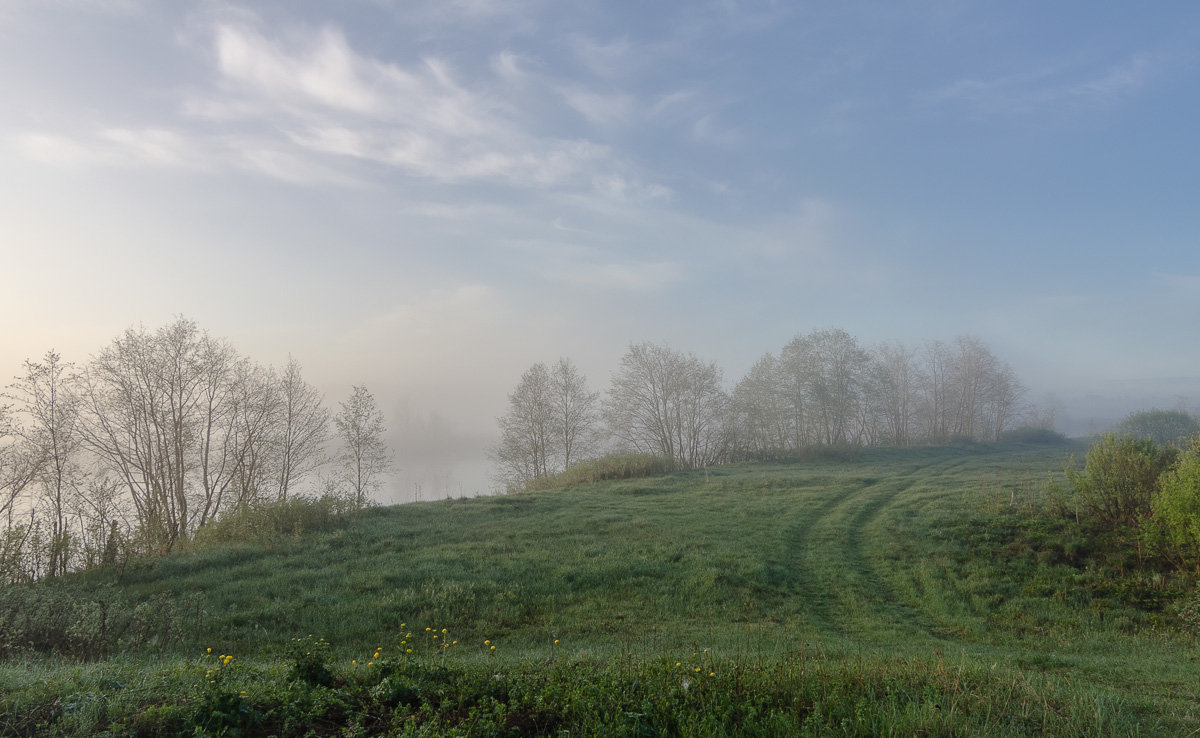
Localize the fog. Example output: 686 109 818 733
4 3 1200 503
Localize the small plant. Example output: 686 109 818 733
288 634 336 687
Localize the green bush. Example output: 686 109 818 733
521 453 677 491
192 494 351 547
1115 409 1199 447
1151 441 1200 570
1000 426 1069 444
1064 434 1177 530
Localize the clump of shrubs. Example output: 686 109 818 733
1000 426 1069 444
192 494 352 547
520 453 677 491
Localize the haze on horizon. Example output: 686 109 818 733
3 1 1200 502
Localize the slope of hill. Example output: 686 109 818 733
2 442 1197 736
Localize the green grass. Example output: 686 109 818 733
3 442 1199 735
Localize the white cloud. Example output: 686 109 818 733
925 53 1157 118
183 20 643 189
16 133 99 166
213 23 380 114
591 173 672 203
562 89 635 126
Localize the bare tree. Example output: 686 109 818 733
274 357 329 500
870 342 919 446
551 358 600 470
491 358 600 490
729 353 791 460
803 329 871 446
0 403 37 525
334 385 392 508
604 343 727 468
77 319 243 549
227 361 282 507
6 351 84 575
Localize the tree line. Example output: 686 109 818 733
493 329 1029 490
0 318 392 582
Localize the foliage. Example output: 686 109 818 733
1114 408 1199 447
4 443 1200 735
520 452 677 491
1063 433 1177 530
999 426 1069 444
1150 439 1200 569
191 494 351 547
0 582 204 660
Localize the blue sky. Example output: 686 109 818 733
3 1 1200 498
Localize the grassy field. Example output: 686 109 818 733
2 442 1199 736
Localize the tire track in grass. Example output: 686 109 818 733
769 489 851 632
780 455 970 645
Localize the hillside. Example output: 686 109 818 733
3 442 1198 736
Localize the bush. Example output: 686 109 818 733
521 453 677 491
1115 409 1199 447
1151 441 1200 570
192 495 351 547
1064 434 1177 530
1000 426 1069 444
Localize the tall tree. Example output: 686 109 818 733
491 358 600 490
870 342 919 446
550 358 600 471
77 319 241 549
603 343 727 468
274 357 329 500
334 385 392 508
729 352 791 459
0 403 37 525
6 351 83 575
492 363 553 489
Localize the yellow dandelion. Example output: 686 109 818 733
373 652 380 659
675 662 682 667
400 623 406 628
484 640 490 646
554 639 559 645
206 648 212 654
441 628 447 633
368 661 373 666
490 645 496 651
426 627 431 632
352 660 357 665
694 667 701 673
709 672 716 677
406 649 412 654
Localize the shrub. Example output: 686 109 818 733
1000 426 1069 444
1151 441 1200 570
521 453 677 491
1064 434 1177 530
1115 409 1199 447
192 494 351 547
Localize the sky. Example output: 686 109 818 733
3 0 1200 501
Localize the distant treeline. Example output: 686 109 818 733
493 329 1031 490
0 318 391 583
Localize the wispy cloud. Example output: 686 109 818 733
924 53 1158 118
13 12 675 194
